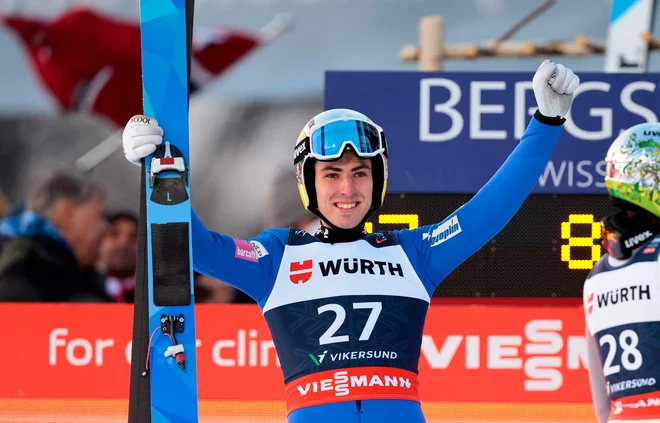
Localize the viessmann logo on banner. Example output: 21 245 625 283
324 71 660 194
3 304 592 404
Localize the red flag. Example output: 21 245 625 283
2 7 262 127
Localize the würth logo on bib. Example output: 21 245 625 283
290 260 313 284
319 258 404 277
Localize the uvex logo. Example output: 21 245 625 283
624 230 653 249
294 142 307 160
290 260 313 284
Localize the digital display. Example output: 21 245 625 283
365 194 618 298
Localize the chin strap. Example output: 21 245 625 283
314 222 366 243
308 205 375 243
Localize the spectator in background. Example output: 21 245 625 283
97 211 138 302
0 196 22 252
0 169 112 302
230 167 319 304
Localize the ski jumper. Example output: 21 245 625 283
584 235 660 423
191 114 564 422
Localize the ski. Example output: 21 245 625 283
129 0 198 422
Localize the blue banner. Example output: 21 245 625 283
324 71 660 194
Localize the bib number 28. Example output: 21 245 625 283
318 302 382 346
599 329 643 376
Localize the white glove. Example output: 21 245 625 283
122 115 163 166
532 60 580 119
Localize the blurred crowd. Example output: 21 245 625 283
0 166 319 304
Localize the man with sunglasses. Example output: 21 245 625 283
122 59 579 422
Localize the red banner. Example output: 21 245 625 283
1 7 261 127
2 303 591 404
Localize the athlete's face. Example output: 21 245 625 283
314 151 373 229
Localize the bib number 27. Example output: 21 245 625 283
318 302 382 346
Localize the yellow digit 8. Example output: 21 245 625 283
560 214 601 270
365 214 420 233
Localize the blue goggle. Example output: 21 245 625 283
300 119 386 162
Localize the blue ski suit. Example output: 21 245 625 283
191 114 564 422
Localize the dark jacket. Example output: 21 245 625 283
0 215 112 302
